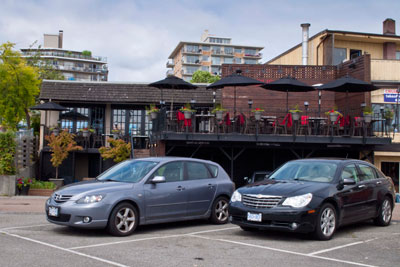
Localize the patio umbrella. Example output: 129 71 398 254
30 102 68 111
319 75 378 115
60 110 89 121
149 75 197 105
207 69 264 117
261 76 314 112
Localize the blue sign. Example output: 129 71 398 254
384 93 400 103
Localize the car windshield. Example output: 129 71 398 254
269 161 337 183
97 160 158 183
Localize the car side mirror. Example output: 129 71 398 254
244 177 250 184
342 178 356 185
151 176 166 184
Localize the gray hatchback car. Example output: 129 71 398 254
46 157 234 236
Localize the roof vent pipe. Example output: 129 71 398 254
301 23 310 65
58 30 63 49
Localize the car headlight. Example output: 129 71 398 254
76 194 105 204
282 193 312 208
230 190 242 202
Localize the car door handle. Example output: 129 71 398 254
208 183 215 189
176 186 185 191
358 184 366 189
376 181 382 185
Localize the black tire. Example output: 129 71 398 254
374 197 392 226
210 197 229 224
240 226 258 232
314 203 337 241
107 202 138 236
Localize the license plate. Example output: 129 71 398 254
247 212 262 222
48 206 59 217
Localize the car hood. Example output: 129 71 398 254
240 179 330 197
56 180 134 196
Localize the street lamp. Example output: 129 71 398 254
380 105 385 136
190 98 196 110
248 99 253 118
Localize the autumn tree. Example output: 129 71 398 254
190 70 220 83
99 138 131 163
45 130 83 179
0 42 41 129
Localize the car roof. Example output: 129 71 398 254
289 158 372 166
133 156 218 165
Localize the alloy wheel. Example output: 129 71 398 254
382 199 392 224
320 207 336 237
115 207 136 234
215 199 229 222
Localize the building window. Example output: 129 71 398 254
112 108 151 136
234 48 242 53
224 57 233 64
244 48 256 56
186 66 199 74
396 51 400 60
211 57 221 65
333 48 347 65
186 44 199 53
211 46 221 54
211 66 221 75
201 66 209 71
350 49 362 60
186 55 200 64
224 47 233 55
202 45 210 51
60 106 104 134
244 59 257 64
202 55 209 62
234 57 242 64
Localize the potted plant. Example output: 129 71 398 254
211 104 227 120
28 179 57 196
180 103 195 119
0 131 17 196
252 108 264 121
146 104 160 120
363 106 373 123
45 130 83 187
111 129 121 139
325 106 342 122
289 104 302 121
80 126 94 137
16 177 32 195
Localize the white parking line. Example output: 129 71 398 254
68 226 238 250
0 224 52 231
190 235 377 267
0 230 129 267
308 238 378 255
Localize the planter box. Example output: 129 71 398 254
0 175 16 196
49 178 64 189
184 111 192 119
291 112 301 121
150 112 158 120
254 111 262 121
28 188 55 196
330 113 339 122
215 110 224 120
364 114 372 123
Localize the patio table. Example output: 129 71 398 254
308 117 327 135
261 116 277 134
195 113 214 133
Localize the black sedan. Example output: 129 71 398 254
229 159 396 240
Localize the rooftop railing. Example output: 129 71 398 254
21 51 107 62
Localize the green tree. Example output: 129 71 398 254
24 41 65 80
190 70 220 83
99 138 131 163
0 42 41 129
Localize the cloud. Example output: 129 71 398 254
1 0 399 82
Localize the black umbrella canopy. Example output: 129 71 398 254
261 76 314 92
30 102 67 111
149 75 197 89
207 69 264 89
318 75 378 92
261 76 314 112
60 111 89 121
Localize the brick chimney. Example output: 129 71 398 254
383 18 395 35
383 19 396 59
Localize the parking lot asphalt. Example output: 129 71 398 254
1 196 400 267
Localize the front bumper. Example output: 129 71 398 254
45 197 111 229
229 202 317 233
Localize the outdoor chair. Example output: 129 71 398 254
352 117 363 136
274 114 292 134
297 116 311 135
245 116 256 134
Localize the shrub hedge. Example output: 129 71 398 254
0 131 16 175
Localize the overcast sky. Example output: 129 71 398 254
1 0 399 82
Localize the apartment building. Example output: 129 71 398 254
21 30 108 81
168 30 264 81
266 19 400 187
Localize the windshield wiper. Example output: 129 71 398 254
101 178 118 182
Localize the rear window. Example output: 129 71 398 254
207 164 219 178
